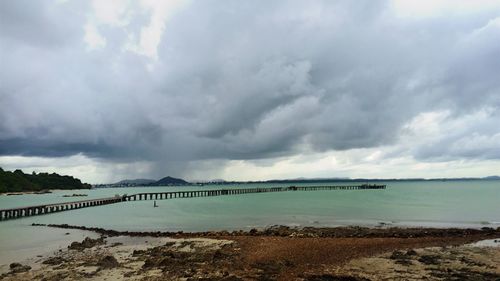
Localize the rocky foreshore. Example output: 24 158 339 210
62 194 88 198
1 225 498 280
3 190 52 196
32 223 500 239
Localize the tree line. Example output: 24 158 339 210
0 167 91 193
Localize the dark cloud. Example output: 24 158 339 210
1 0 500 178
0 0 85 47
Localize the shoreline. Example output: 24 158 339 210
31 223 500 239
1 225 499 280
0 189 92 196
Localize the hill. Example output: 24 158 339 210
0 168 91 193
153 176 190 186
115 179 156 185
483 175 500 180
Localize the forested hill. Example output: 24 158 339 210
0 168 91 193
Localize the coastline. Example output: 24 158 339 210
1 225 499 280
0 189 91 196
0 191 53 196
29 223 500 238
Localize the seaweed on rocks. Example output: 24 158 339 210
33 223 500 239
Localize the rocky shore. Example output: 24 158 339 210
1 225 499 280
30 223 500 239
62 194 88 198
3 190 52 196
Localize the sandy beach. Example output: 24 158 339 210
1 225 499 281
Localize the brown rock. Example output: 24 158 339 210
68 237 104 251
97 255 119 269
9 262 31 273
305 275 371 281
42 256 66 265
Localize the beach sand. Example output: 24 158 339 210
1 225 499 280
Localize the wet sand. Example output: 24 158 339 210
1 225 499 280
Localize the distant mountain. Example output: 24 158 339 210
483 175 500 180
95 176 191 188
154 176 190 186
115 179 156 185
194 176 500 185
266 177 350 183
210 179 226 183
96 174 500 188
0 167 91 193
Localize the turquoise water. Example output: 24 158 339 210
0 181 499 265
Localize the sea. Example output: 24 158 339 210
0 181 499 268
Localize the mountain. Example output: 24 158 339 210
209 179 226 183
153 176 190 186
95 176 191 187
0 167 91 193
192 176 500 185
483 175 500 180
115 179 156 185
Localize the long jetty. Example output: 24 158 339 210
0 184 385 221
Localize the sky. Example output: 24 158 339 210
1 0 500 183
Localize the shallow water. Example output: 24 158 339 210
0 181 499 265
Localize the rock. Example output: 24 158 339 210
389 250 415 266
187 276 243 281
430 267 500 280
164 241 176 247
9 262 31 273
40 271 70 281
304 274 371 281
132 249 145 256
109 242 123 247
34 190 52 194
97 255 119 269
68 237 104 251
62 193 88 197
9 263 21 269
42 256 66 265
418 255 441 265
406 249 417 256
211 247 235 261
389 250 406 260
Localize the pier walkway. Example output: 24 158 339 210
0 184 385 221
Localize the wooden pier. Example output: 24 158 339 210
0 196 124 221
0 184 385 221
123 184 385 201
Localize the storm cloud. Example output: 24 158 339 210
1 0 500 182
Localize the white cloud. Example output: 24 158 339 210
91 0 131 27
389 0 500 18
125 0 188 59
84 22 106 50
